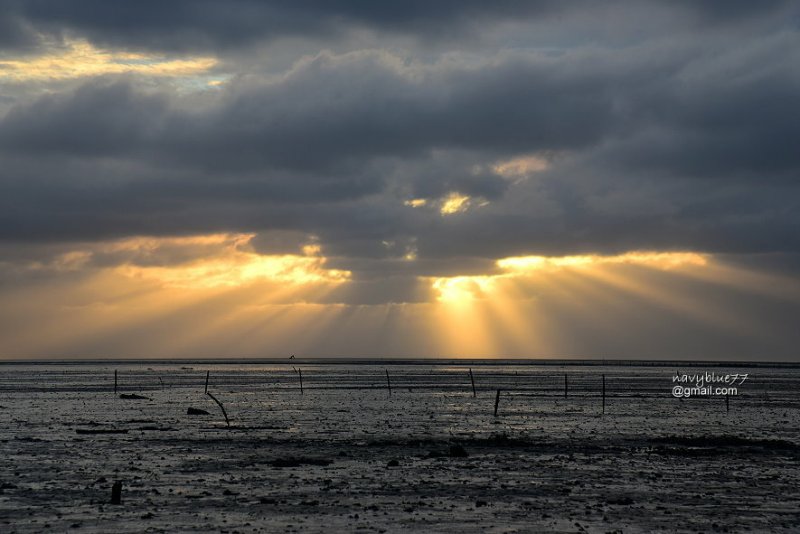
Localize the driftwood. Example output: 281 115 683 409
119 393 149 400
206 392 230 427
187 407 210 415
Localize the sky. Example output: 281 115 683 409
1 1 799 360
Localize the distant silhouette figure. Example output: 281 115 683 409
290 355 295 359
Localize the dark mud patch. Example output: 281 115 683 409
119 393 150 400
471 433 535 447
15 436 45 442
73 420 107 427
366 433 535 449
204 425 288 432
365 437 442 448
268 457 333 468
606 496 635 506
651 435 797 450
648 435 798 456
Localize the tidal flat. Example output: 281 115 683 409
1 362 799 533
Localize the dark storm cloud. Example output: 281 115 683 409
0 0 559 53
1 1 795 53
0 51 614 170
0 81 168 156
0 49 621 246
1 1 799 284
0 11 38 50
673 0 793 20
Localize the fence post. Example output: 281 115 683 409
469 368 476 397
602 374 606 414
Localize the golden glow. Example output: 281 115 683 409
2 239 796 359
439 193 471 215
492 154 549 178
0 39 217 81
111 233 349 289
105 233 249 253
498 251 708 272
118 254 349 289
432 276 494 303
33 250 93 272
433 251 708 302
421 250 725 358
302 243 322 256
404 198 428 208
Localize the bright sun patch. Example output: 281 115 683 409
0 39 217 81
497 251 708 272
431 276 494 303
439 193 472 215
404 198 428 208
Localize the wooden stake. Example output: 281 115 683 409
564 373 568 399
469 368 477 398
299 368 304 395
726 394 730 412
602 374 606 414
114 370 117 394
204 371 210 394
385 369 392 396
494 389 501 417
110 481 122 505
206 392 230 427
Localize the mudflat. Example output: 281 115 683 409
1 362 798 532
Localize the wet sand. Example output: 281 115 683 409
1 362 799 532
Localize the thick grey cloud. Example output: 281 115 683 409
1 1 799 284
0 0 560 53
1 1 795 54
1 51 615 168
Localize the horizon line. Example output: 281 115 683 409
1 357 798 368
